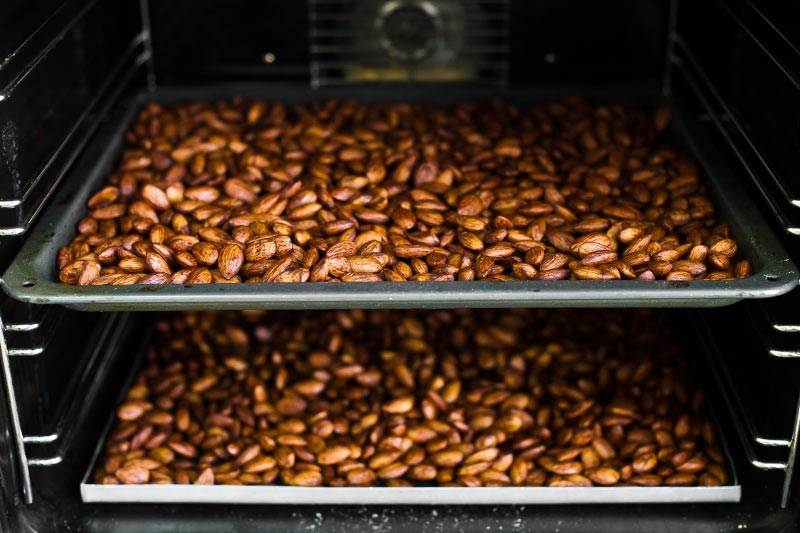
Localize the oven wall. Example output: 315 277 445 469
0 1 148 527
145 0 668 86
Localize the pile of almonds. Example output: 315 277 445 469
59 96 750 285
94 309 729 488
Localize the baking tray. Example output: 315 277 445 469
79 323 741 505
3 84 797 311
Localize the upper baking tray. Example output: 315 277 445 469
2 84 797 311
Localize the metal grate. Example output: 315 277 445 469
309 0 509 87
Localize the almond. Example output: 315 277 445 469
218 244 244 279
116 465 150 484
394 245 433 258
141 184 170 210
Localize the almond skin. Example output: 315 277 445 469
116 465 150 484
218 244 244 279
141 184 170 210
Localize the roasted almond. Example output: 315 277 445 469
218 244 244 279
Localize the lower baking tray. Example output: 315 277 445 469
4 84 796 310
79 321 741 506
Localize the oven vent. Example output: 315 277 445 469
308 0 509 87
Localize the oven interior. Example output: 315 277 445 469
1 1 799 531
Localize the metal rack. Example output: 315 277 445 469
0 302 59 358
667 43 800 235
22 313 129 460
745 302 800 359
0 313 32 502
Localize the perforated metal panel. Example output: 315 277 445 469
309 0 509 86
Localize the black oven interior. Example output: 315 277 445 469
0 1 799 531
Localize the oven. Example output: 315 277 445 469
1 1 799 531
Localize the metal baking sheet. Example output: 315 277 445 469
79 320 741 506
80 403 741 506
3 84 797 311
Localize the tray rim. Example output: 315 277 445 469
3 83 797 310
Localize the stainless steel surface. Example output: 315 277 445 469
2 84 797 310
0 314 33 503
765 350 800 359
79 484 742 505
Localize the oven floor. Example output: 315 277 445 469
20 483 800 533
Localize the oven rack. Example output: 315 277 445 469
1 302 112 436
0 0 797 512
0 0 156 502
745 302 800 359
669 11 800 506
